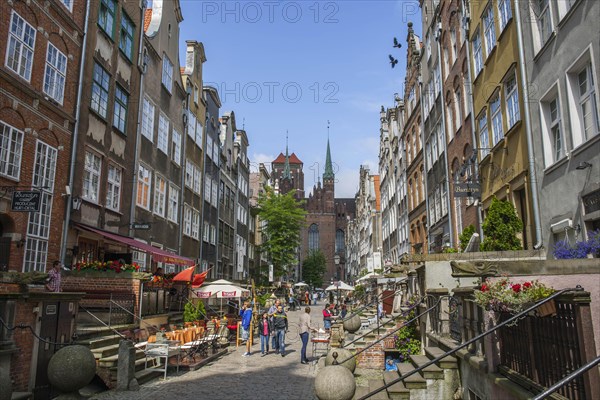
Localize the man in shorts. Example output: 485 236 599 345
240 301 253 356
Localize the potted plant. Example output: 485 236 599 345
473 278 555 316
183 301 205 323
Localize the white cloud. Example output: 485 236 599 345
250 152 275 173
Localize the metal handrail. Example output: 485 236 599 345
356 287 584 400
337 295 442 365
78 305 128 339
108 299 162 334
342 295 425 348
533 355 600 400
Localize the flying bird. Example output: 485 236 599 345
393 37 402 48
389 55 398 68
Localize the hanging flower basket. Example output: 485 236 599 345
474 278 555 315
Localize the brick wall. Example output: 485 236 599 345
62 274 144 316
356 335 386 370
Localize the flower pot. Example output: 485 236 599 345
535 300 556 317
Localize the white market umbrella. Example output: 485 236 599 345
325 281 355 291
294 282 309 287
356 272 379 283
193 279 249 298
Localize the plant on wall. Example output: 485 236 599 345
183 301 205 322
480 197 523 251
553 229 600 259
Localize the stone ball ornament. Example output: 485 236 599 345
47 345 96 394
314 362 356 400
343 314 361 333
325 348 356 373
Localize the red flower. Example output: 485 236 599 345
512 284 521 293
523 282 532 289
480 284 489 292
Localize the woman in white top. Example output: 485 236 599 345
299 307 317 364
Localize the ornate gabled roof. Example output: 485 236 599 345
272 152 303 164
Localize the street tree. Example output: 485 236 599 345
481 196 523 251
257 187 306 279
302 249 327 288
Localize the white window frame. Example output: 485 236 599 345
168 185 179 222
203 221 210 242
0 121 24 180
183 204 192 237
113 85 128 133
196 120 204 147
154 175 166 217
91 62 110 118
483 6 496 58
535 0 553 49
172 128 181 165
106 164 121 211
490 93 504 146
498 0 512 32
162 54 173 93
6 11 36 82
157 114 169 154
141 97 155 142
204 175 212 202
505 74 520 128
187 113 196 139
83 151 101 203
136 164 152 210
472 29 483 76
193 165 201 194
43 43 67 104
478 111 490 158
185 160 194 189
23 141 57 272
575 63 599 142
60 0 74 11
191 208 199 240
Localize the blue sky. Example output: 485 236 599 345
179 1 422 197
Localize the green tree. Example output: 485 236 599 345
257 187 307 278
459 224 476 252
302 249 327 287
481 197 523 251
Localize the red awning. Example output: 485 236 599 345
75 223 195 266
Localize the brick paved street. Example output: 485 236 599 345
90 306 321 400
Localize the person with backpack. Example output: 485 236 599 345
272 304 289 356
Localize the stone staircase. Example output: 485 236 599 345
76 329 166 389
350 339 459 400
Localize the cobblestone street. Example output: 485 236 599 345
90 307 321 400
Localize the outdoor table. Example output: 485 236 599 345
311 334 330 358
148 327 204 345
180 334 220 360
144 340 181 379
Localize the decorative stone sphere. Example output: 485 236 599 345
325 348 356 373
48 345 96 393
314 365 356 400
343 314 361 333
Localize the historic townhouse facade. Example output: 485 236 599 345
248 163 270 283
403 23 428 255
379 100 410 266
200 86 221 277
180 41 206 263
468 0 535 249
217 111 237 280
521 0 600 251
233 129 250 281
439 0 479 248
131 0 191 272
421 0 453 252
0 0 86 272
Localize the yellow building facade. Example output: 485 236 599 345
468 0 534 248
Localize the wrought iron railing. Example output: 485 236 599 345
534 356 600 400
354 287 591 400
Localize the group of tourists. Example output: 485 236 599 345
238 297 319 364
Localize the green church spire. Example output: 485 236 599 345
323 121 334 181
283 130 291 180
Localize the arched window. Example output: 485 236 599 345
308 224 319 252
335 229 345 253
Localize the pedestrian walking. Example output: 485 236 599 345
312 292 318 305
268 299 281 352
322 303 333 332
272 304 288 356
304 291 310 305
240 301 253 357
45 260 62 292
258 312 271 356
299 307 317 364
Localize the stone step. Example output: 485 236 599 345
409 355 444 379
91 343 121 359
383 371 410 400
97 349 147 368
424 346 458 369
396 363 427 389
77 334 122 350
367 379 390 399
353 386 370 400
135 367 164 385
